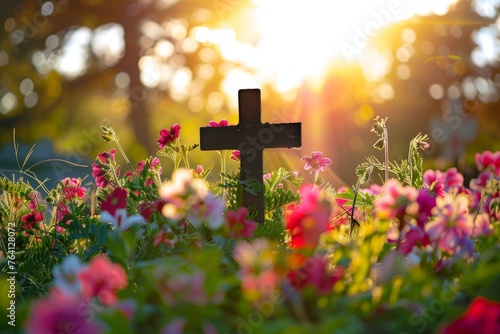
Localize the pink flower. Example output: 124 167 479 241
475 150 500 175
440 296 500 334
159 169 225 230
92 149 120 188
301 151 331 174
425 194 474 255
25 290 103 334
157 124 181 149
78 255 128 306
424 168 466 197
285 184 331 250
472 213 493 237
100 188 144 230
374 179 419 229
226 207 258 238
125 157 163 186
60 177 87 201
233 239 279 300
189 193 226 230
158 272 208 306
230 150 240 161
96 149 117 164
287 255 344 295
101 187 126 213
240 268 280 300
195 164 204 176
233 239 274 272
207 119 229 127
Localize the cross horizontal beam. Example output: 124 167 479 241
200 89 302 223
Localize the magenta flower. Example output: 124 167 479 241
21 210 43 230
101 188 127 216
230 150 240 161
423 168 467 197
157 123 181 149
100 188 144 230
78 255 128 306
301 151 331 174
25 290 103 334
398 226 430 255
96 149 117 164
287 255 344 295
207 119 229 127
425 194 474 255
92 149 120 188
226 207 258 238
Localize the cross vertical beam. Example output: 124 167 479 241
200 89 302 223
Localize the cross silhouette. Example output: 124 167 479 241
200 88 302 223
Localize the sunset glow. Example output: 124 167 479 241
216 0 460 95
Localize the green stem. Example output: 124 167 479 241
384 127 389 184
110 128 134 171
218 150 227 197
408 141 413 186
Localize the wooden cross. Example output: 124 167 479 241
200 88 302 223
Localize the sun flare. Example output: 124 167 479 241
216 0 460 95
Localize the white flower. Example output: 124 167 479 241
52 255 86 295
101 209 144 230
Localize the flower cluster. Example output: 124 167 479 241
2 122 499 334
26 255 128 333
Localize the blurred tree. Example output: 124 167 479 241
0 0 252 157
369 0 499 172
0 0 498 187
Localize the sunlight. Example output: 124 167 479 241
216 0 460 95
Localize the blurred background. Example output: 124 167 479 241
0 0 499 189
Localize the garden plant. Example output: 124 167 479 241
1 117 499 334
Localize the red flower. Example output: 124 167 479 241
21 210 43 230
101 188 128 216
78 255 128 306
139 199 165 220
226 207 258 238
285 184 331 250
157 123 181 149
287 255 344 295
441 296 500 334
